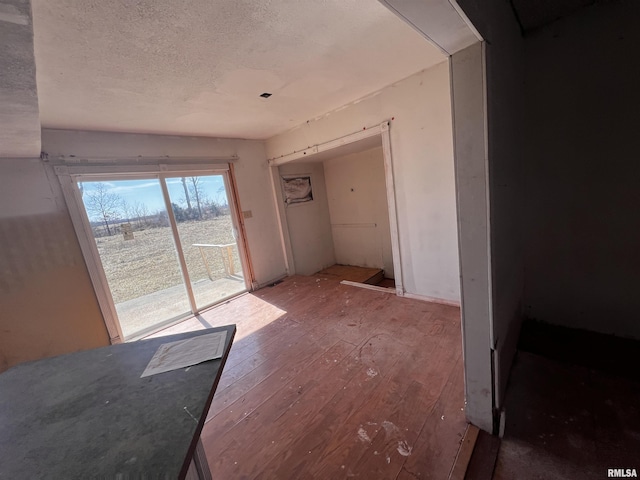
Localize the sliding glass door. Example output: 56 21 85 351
165 174 245 310
74 170 247 340
79 178 191 338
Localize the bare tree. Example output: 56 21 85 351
84 183 121 236
215 185 228 207
120 199 134 223
181 177 192 210
203 198 221 217
154 209 169 227
188 177 207 219
132 201 149 227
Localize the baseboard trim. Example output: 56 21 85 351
252 273 288 290
402 291 461 307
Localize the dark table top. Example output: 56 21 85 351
0 325 236 479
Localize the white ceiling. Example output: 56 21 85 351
31 0 445 140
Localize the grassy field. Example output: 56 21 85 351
95 215 241 304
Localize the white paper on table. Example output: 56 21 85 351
140 331 228 378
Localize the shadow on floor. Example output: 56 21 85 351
493 321 640 480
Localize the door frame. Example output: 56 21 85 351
267 121 405 296
55 161 251 343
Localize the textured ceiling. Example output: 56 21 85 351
31 0 445 139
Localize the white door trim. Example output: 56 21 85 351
56 166 125 344
223 165 255 291
158 175 199 314
379 122 404 295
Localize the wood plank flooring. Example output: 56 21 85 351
154 274 466 479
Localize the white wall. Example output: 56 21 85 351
0 158 110 371
484 5 526 414
323 146 394 277
452 0 525 431
266 62 460 303
41 129 287 287
450 42 494 433
523 1 640 339
277 161 335 275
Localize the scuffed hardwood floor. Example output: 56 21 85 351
156 274 466 479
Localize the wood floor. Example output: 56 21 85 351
155 274 466 479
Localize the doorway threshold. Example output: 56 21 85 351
118 276 246 339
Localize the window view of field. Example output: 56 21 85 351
96 215 242 303
80 176 245 339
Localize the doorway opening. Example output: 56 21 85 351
269 123 403 294
57 164 251 342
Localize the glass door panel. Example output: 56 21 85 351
165 174 246 310
79 179 191 339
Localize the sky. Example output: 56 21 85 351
80 175 227 221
